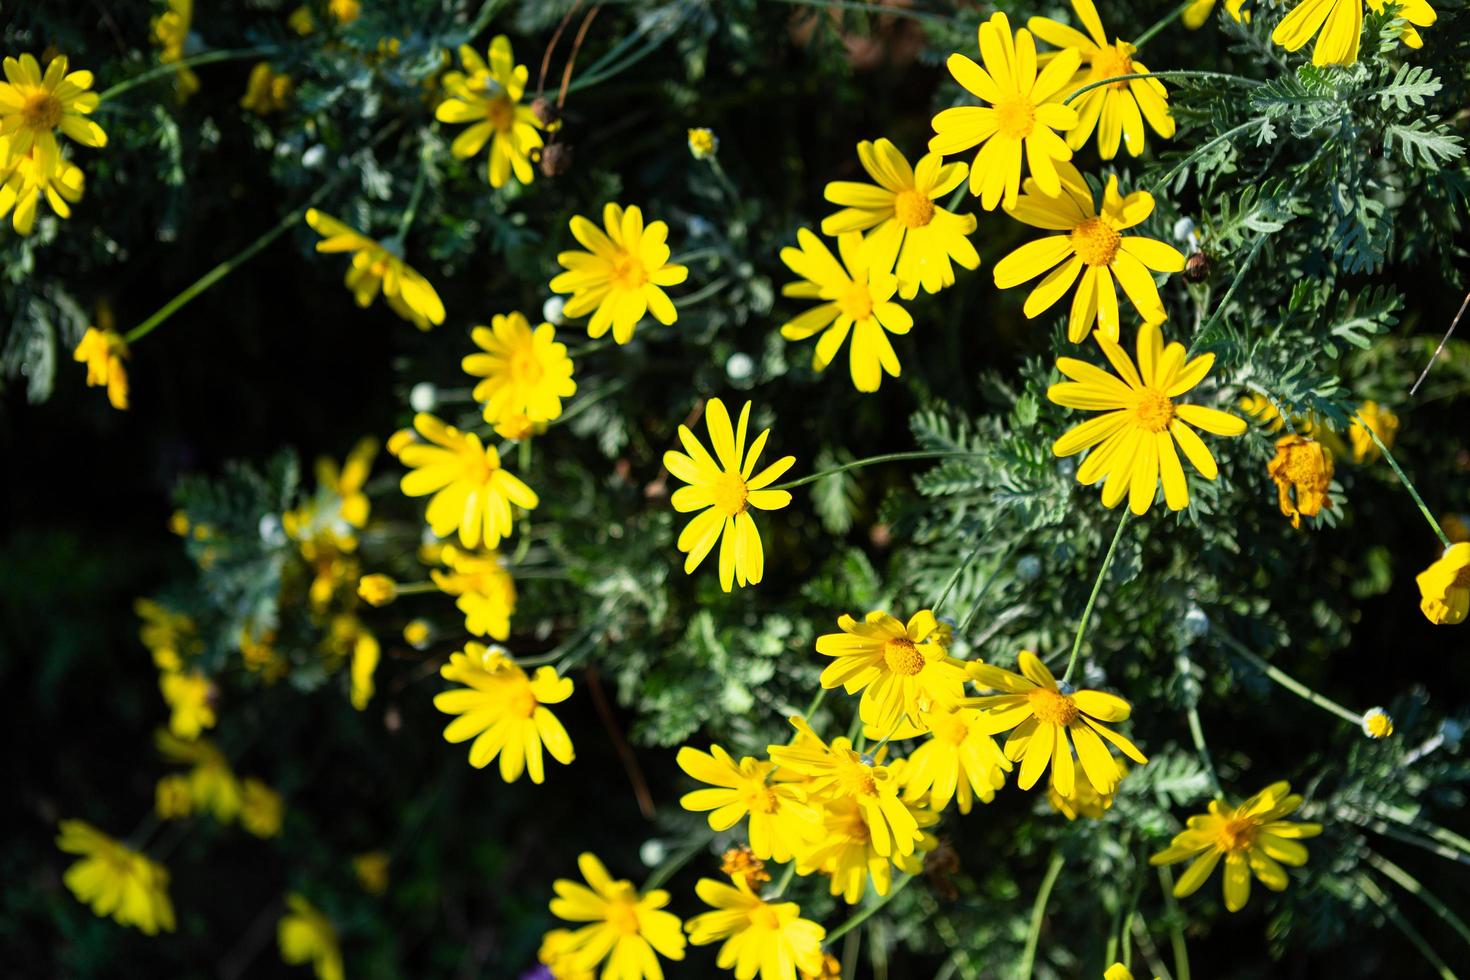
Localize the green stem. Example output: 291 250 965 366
1132 0 1202 48
768 861 798 899
1357 414 1451 547
565 5 692 94
932 534 989 617
456 0 515 46
1018 850 1065 980
1369 803 1470 859
1064 70 1260 106
644 831 711 891
1156 865 1191 980
1366 849 1470 948
1184 696 1224 797
669 247 721 266
1218 632 1364 726
391 581 442 596
1185 230 1270 357
1152 118 1268 198
396 132 435 241
99 46 285 103
825 874 915 945
770 451 981 493
549 380 630 430
957 541 1015 637
673 276 733 309
1341 811 1470 867
1358 873 1458 980
801 687 828 720
1061 512 1130 685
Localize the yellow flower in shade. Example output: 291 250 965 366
1029 0 1175 159
436 37 543 188
1442 513 1470 544
720 846 771 886
152 0 200 100
964 651 1148 795
398 413 539 549
688 127 719 159
240 627 288 682
357 573 398 606
240 778 285 838
0 143 86 235
354 851 390 896
241 62 293 115
137 599 198 672
463 312 577 427
994 163 1184 342
1149 780 1322 912
550 203 689 345
278 894 344 980
779 229 914 392
548 853 687 980
57 821 175 935
73 326 130 410
801 953 843 980
322 614 380 711
820 139 979 298
0 53 107 157
1048 761 1125 820
676 744 818 863
685 877 827 980
928 13 1081 211
1182 0 1251 28
431 545 517 639
1267 435 1333 529
434 643 575 782
316 436 376 533
1349 400 1399 463
664 398 795 591
156 731 243 821
1416 542 1470 626
304 209 446 330
160 670 217 740
1272 0 1434 66
329 0 360 24
900 704 1011 814
155 774 193 819
1361 707 1394 739
816 609 968 736
1048 323 1247 514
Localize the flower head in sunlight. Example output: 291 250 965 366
797 791 936 905
1349 400 1398 463
436 37 543 188
900 704 1011 814
57 820 175 935
779 229 914 392
663 398 794 592
964 650 1147 795
1048 323 1247 515
152 0 201 100
550 203 688 345
0 142 86 235
431 544 517 640
1028 0 1175 159
1267 435 1333 529
1149 780 1321 912
398 413 539 550
463 312 576 428
548 853 686 980
434 643 574 782
1416 542 1470 626
240 778 284 838
1272 0 1434 66
994 163 1184 343
1360 707 1394 739
278 893 344 980
0 53 107 157
928 13 1081 210
685 877 826 980
676 744 818 863
73 324 130 410
304 209 446 330
821 138 978 298
816 609 967 736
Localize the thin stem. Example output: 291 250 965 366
396 132 434 240
1061 512 1130 685
770 451 982 493
957 541 1015 636
1151 118 1267 198
1132 0 1201 48
932 533 989 617
673 276 733 309
1184 697 1224 797
565 4 686 94
1065 70 1260 106
1156 865 1191 980
1358 873 1457 980
1019 850 1065 980
644 831 711 891
801 686 828 720
1366 849 1470 948
1410 289 1469 397
549 380 630 430
669 247 721 266
98 46 283 102
1357 414 1451 547
1185 229 1270 357
1369 802 1470 859
1218 631 1364 726
825 874 915 945
768 861 798 899
457 0 515 45
1341 811 1470 867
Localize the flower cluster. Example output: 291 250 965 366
0 53 103 235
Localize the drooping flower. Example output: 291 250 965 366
964 651 1148 795
928 12 1081 211
434 643 575 782
900 704 1011 814
993 163 1185 342
1272 0 1435 66
1416 542 1470 626
0 142 86 235
160 670 217 740
1349 400 1399 463
278 893 344 980
663 398 794 592
240 778 285 838
676 744 818 862
1028 0 1175 159
73 324 130 410
1149 780 1322 912
241 62 293 115
685 877 827 980
436 37 543 188
550 203 689 345
462 312 576 428
1048 323 1247 514
152 0 201 100
1361 707 1394 739
1267 435 1333 528
820 139 979 298
56 820 175 935
688 127 719 159
431 545 517 639
398 413 539 550
815 609 967 735
304 209 446 330
0 53 107 158
548 853 687 980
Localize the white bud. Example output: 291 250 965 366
410 382 437 413
640 839 667 868
301 144 326 168
542 296 566 326
726 352 754 381
258 514 285 546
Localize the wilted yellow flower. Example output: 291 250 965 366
398 413 538 549
1361 707 1394 739
160 670 216 741
1273 0 1434 66
278 893 344 980
436 36 543 188
719 845 771 886
686 877 827 980
688 127 719 159
677 744 817 862
305 209 446 330
548 853 687 979
155 774 193 819
152 0 200 99
354 851 390 895
463 312 576 428
1267 435 1333 529
816 609 967 736
1149 780 1321 912
357 574 398 606
550 203 689 345
431 545 516 640
240 778 284 838
241 62 292 115
901 704 1011 813
1349 400 1399 463
434 643 574 782
57 820 175 935
0 142 86 235
0 53 107 157
73 326 129 410
1416 542 1470 625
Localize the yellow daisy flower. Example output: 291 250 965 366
1272 0 1435 66
430 545 517 640
1349 399 1398 463
435 36 544 188
779 229 914 392
1267 435 1333 528
663 398 794 592
73 325 130 410
550 203 689 345
1029 0 1176 159
928 12 1081 211
278 893 344 980
0 142 86 235
462 312 577 427
0 53 107 158
433 643 575 782
993 162 1185 343
685 877 827 980
1416 542 1470 626
820 138 979 298
548 852 687 980
152 0 201 100
964 650 1148 795
1149 780 1322 912
397 412 539 550
56 820 175 935
1047 760 1123 820
240 778 284 838
1048 323 1247 515
676 744 818 863
160 670 216 740
900 704 1011 814
815 609 968 736
304 209 446 330
797 792 935 904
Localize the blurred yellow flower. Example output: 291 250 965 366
305 209 446 329
151 0 200 100
431 545 517 639
1349 400 1398 463
0 53 107 157
1048 761 1125 820
241 62 292 115
463 312 576 427
328 0 360 24
154 774 193 819
676 744 818 862
278 893 344 980
137 599 198 672
1361 707 1394 739
398 413 538 549
686 877 827 980
548 852 687 979
816 609 967 736
901 704 1011 813
550 203 689 345
436 37 543 187
240 778 284 838
688 127 719 159
434 643 574 782
1267 435 1333 528
160 670 217 741
0 142 86 235
57 820 175 935
1416 542 1470 625
357 573 398 606
403 618 432 649
156 731 243 822
719 845 771 886
354 851 390 895
73 325 129 410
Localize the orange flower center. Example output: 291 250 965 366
1070 217 1121 267
485 95 514 132
712 469 750 516
1134 389 1175 432
1214 816 1258 852
609 253 648 290
1090 42 1137 89
894 189 936 229
749 904 782 931
510 347 545 385
837 281 874 320
836 758 878 798
994 96 1036 139
1026 686 1080 726
882 637 926 676
21 91 63 130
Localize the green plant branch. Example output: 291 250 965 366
1217 631 1364 727
99 46 284 103
1356 414 1451 547
1064 70 1261 106
1019 849 1065 980
1132 0 1202 47
1358 873 1457 980
1366 849 1470 948
1156 865 1192 980
770 451 983 493
1151 118 1268 197
825 874 914 945
1185 229 1271 356
1061 512 1130 684
931 533 990 616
